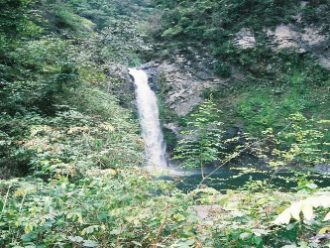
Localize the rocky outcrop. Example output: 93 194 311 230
154 27 329 117
269 24 329 70
315 164 330 174
141 60 227 116
234 28 256 49
234 24 330 70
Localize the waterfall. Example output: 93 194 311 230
129 68 168 168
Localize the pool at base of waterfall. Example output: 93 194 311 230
158 167 330 193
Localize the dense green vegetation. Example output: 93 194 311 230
152 0 329 74
1 0 330 247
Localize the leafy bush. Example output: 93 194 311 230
302 0 330 34
236 64 330 135
174 98 243 170
255 113 330 168
0 170 196 247
0 114 33 178
153 0 298 62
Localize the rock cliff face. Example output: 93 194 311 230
156 62 224 116
235 24 330 70
270 25 329 70
141 60 227 116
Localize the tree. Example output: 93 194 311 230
174 98 233 175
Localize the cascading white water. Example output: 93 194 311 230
129 68 168 168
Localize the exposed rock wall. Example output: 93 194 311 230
235 24 330 70
141 61 227 116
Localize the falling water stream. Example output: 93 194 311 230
129 68 168 168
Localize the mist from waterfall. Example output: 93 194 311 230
129 68 168 168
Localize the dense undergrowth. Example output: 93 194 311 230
1 0 330 247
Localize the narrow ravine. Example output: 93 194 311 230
129 68 168 168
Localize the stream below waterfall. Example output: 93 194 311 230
173 168 330 193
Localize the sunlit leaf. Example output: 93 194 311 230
324 212 330 221
274 208 292 225
319 226 330 234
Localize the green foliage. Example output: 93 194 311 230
189 184 330 247
156 0 297 38
174 98 224 168
277 114 329 166
0 0 33 37
154 0 330 171
0 114 32 179
24 109 143 177
0 0 150 177
97 19 145 65
253 113 330 168
237 87 304 134
302 0 330 34
0 36 80 116
174 98 241 169
3 172 330 247
153 0 329 63
0 88 144 178
214 62 232 78
153 0 301 71
0 170 196 247
52 5 95 34
236 62 330 135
